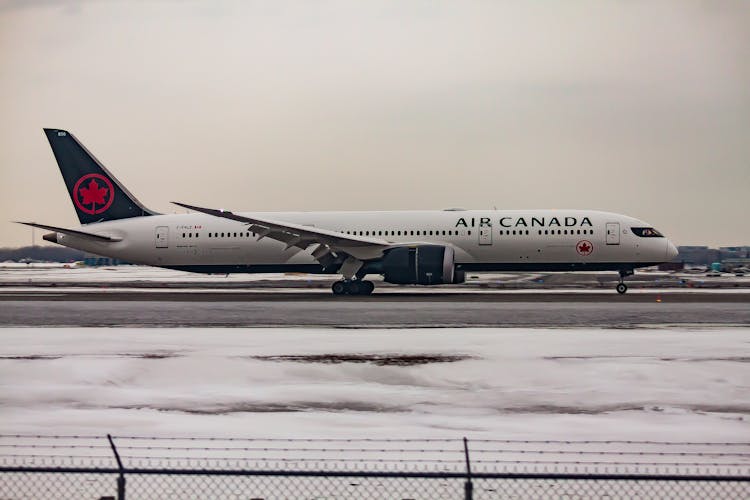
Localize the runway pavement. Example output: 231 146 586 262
0 289 748 327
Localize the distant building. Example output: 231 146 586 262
674 246 750 270
658 261 684 271
82 254 130 266
719 246 750 258
675 246 720 266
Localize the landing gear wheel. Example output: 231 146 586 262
346 280 361 295
361 280 375 295
332 279 374 296
616 283 628 294
332 281 347 295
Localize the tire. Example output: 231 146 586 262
361 280 375 295
616 283 628 294
332 281 347 295
346 281 361 295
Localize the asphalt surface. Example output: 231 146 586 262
0 290 748 327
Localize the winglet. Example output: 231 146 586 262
171 202 246 223
172 201 227 214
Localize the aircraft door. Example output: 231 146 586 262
606 222 620 245
155 226 169 248
478 226 492 245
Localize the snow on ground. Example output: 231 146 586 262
0 328 748 443
0 263 332 283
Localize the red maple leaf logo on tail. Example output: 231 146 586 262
72 173 115 215
79 179 108 206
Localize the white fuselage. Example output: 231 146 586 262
52 209 677 275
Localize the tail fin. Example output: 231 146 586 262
43 128 156 224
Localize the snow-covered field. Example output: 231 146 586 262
1 327 747 443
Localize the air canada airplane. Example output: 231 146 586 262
18 129 678 295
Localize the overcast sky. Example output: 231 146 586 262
1 0 748 248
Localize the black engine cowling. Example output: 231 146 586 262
380 245 460 285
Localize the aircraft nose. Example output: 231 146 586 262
666 240 678 261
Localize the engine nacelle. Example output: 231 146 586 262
381 245 459 285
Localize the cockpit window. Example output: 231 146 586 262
631 227 663 237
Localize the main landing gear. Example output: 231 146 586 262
332 280 375 296
616 269 634 294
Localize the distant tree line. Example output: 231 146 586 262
0 246 86 262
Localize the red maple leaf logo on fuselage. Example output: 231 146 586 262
577 240 593 256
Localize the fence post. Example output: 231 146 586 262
107 434 126 500
463 437 473 500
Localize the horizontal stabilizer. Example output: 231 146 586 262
14 222 122 242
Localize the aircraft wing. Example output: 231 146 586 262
172 202 390 266
15 222 122 242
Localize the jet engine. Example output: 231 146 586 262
380 245 462 285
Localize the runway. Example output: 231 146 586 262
1 289 748 327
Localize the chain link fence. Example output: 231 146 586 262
1 435 748 499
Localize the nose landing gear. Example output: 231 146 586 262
616 269 633 294
332 280 375 296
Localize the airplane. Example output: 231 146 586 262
16 128 679 295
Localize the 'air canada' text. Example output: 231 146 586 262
455 216 593 228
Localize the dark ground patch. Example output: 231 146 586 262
114 401 406 415
0 355 62 360
247 353 474 366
